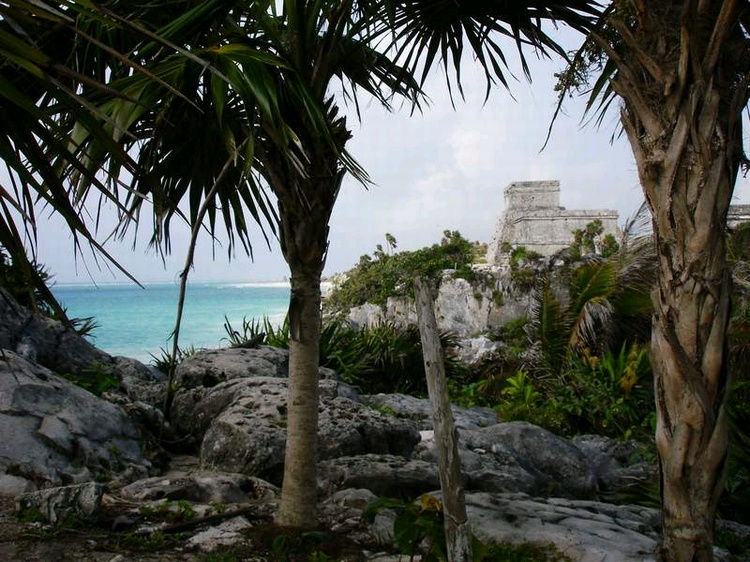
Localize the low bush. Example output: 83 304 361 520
227 316 466 397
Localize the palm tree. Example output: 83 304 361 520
555 2 750 559
0 1 140 318
0 0 230 316
237 1 600 528
63 0 421 528
66 0 604 530
526 213 655 380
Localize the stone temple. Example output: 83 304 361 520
486 180 619 265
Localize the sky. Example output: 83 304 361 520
35 32 750 285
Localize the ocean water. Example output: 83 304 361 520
52 282 290 363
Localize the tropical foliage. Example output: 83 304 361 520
0 0 183 322
325 231 479 312
0 246 97 335
224 315 466 396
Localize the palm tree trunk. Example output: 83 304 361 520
277 267 322 528
258 95 348 529
602 5 748 557
619 69 738 562
648 186 731 561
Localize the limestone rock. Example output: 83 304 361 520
175 346 291 390
0 288 167 417
413 438 538 495
110 356 166 406
572 434 657 500
461 491 659 562
0 352 152 495
434 274 492 336
186 515 254 553
17 482 103 524
346 303 384 329
318 454 441 498
318 397 420 459
453 336 504 365
361 393 498 431
120 472 277 504
192 378 419 484
464 422 598 499
200 403 288 483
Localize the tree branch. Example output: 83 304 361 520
590 31 663 138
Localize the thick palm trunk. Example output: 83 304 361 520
607 3 746 558
278 266 322 527
645 171 732 560
627 87 735 562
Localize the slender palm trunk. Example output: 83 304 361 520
266 113 347 528
278 266 322 527
274 200 328 528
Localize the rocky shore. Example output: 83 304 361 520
1 288 747 561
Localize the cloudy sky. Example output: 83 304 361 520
36 32 750 285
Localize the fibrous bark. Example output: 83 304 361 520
602 2 749 559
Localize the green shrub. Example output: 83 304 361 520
60 361 118 397
325 230 476 313
494 344 655 441
150 345 197 375
236 314 466 397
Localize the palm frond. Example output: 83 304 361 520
383 0 603 100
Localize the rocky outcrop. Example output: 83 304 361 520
361 392 498 431
0 352 153 495
172 373 420 485
459 491 659 562
16 482 103 525
120 471 278 504
344 268 531 338
3 289 746 561
167 348 653 501
0 288 166 407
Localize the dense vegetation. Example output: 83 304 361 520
325 231 482 312
237 221 749 525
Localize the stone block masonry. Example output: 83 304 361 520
486 180 619 264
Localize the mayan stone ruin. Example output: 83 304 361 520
486 180 619 265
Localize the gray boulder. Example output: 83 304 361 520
318 454 441 498
361 393 498 431
345 303 384 329
0 289 163 405
175 346 291 390
190 377 420 484
453 336 504 365
318 397 421 459
120 472 278 504
572 434 657 499
463 422 598 499
413 438 538 495
0 352 152 495
17 482 103 524
444 491 661 562
0 288 109 375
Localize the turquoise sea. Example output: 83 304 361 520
51 282 290 363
